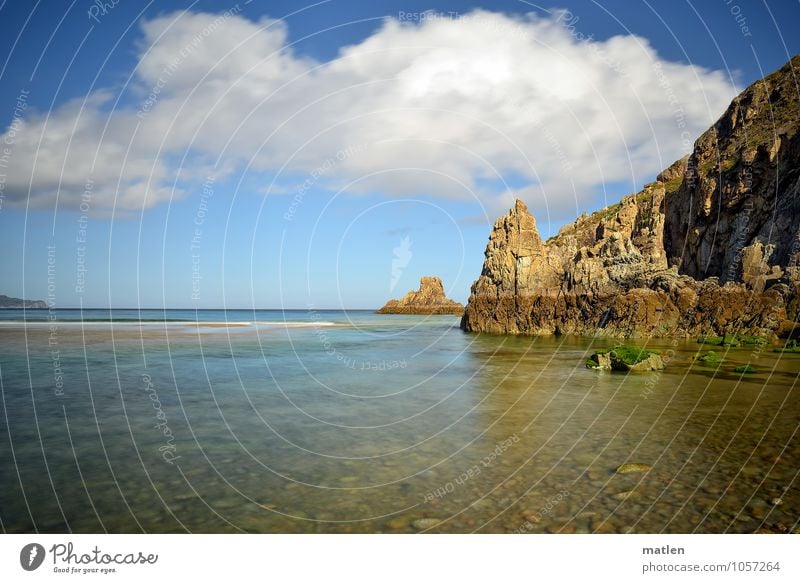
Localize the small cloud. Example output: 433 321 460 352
390 236 413 292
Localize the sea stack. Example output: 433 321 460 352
378 276 464 315
462 54 800 339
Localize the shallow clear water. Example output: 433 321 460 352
1 309 798 533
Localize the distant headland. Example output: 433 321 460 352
0 294 47 309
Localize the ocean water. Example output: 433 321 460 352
0 309 798 533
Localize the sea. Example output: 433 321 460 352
0 308 798 533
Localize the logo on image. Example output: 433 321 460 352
20 543 46 571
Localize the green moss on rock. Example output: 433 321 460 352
695 350 722 364
698 334 766 347
773 340 800 353
662 175 683 194
608 346 659 365
586 346 664 371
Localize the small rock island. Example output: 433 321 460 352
377 276 464 315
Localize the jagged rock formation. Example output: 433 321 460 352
462 55 800 339
378 276 463 315
664 55 800 283
0 294 47 308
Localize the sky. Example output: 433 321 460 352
0 0 798 309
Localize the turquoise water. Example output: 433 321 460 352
0 307 368 324
0 310 798 533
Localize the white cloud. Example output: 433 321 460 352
1 9 737 219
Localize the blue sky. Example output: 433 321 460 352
0 0 798 309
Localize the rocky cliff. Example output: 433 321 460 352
378 276 464 315
462 54 800 339
664 55 800 283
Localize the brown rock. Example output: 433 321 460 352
589 351 665 371
377 276 463 315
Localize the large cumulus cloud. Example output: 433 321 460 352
1 8 737 219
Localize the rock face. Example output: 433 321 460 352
462 55 800 339
587 351 665 372
664 56 800 283
0 294 47 308
378 276 464 315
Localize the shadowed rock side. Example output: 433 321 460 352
378 276 464 315
462 54 800 339
664 55 800 282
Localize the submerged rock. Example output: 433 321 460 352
411 518 442 530
587 347 664 371
386 516 411 530
520 509 541 524
377 276 463 315
694 350 722 364
734 365 757 374
613 490 639 501
615 463 652 474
